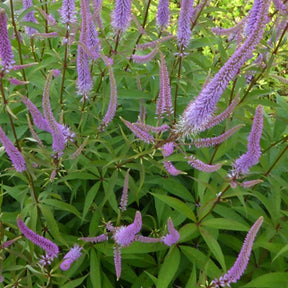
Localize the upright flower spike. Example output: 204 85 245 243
43 71 66 152
22 0 38 35
114 246 122 280
157 0 170 28
120 170 130 212
176 0 270 137
92 0 104 30
0 9 15 70
59 0 76 24
177 0 194 47
162 218 180 246
212 217 264 287
111 0 132 32
233 105 263 176
156 53 173 117
60 245 82 271
77 0 92 98
17 217 59 259
0 127 26 172
101 55 117 128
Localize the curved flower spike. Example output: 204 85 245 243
162 218 180 246
212 216 264 287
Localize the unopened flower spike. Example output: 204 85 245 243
80 233 108 243
60 244 82 271
0 127 26 172
188 156 222 172
0 9 15 70
176 0 270 137
163 160 183 176
162 218 180 246
17 216 59 260
212 216 264 288
233 105 263 177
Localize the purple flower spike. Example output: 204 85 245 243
162 142 174 157
132 47 159 64
156 53 173 117
101 60 117 128
157 0 170 28
111 0 132 32
163 160 182 176
60 244 82 271
22 0 38 35
60 0 76 24
17 217 59 259
113 211 142 247
120 170 130 212
177 0 194 47
0 9 15 70
176 0 270 136
212 217 264 287
0 127 26 172
114 246 122 280
162 218 180 246
188 156 222 172
79 234 108 243
42 71 65 152
233 105 263 176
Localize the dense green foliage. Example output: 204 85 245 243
0 0 288 287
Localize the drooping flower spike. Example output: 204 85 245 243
0 127 26 172
212 216 264 287
17 217 59 260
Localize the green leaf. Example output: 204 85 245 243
151 193 196 222
157 246 181 288
90 248 102 288
44 199 82 219
82 182 101 219
200 228 226 270
201 218 249 231
62 275 87 288
243 272 288 287
272 244 288 262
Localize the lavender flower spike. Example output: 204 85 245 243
212 216 264 287
42 71 65 152
188 156 222 172
233 105 263 176
17 217 59 259
156 53 173 117
157 0 170 28
162 218 180 246
113 211 142 247
60 245 82 271
176 0 270 136
22 0 38 35
177 0 194 47
163 160 182 176
80 233 108 243
120 169 130 212
114 246 122 280
0 127 26 172
59 0 76 24
0 9 15 70
111 0 132 32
